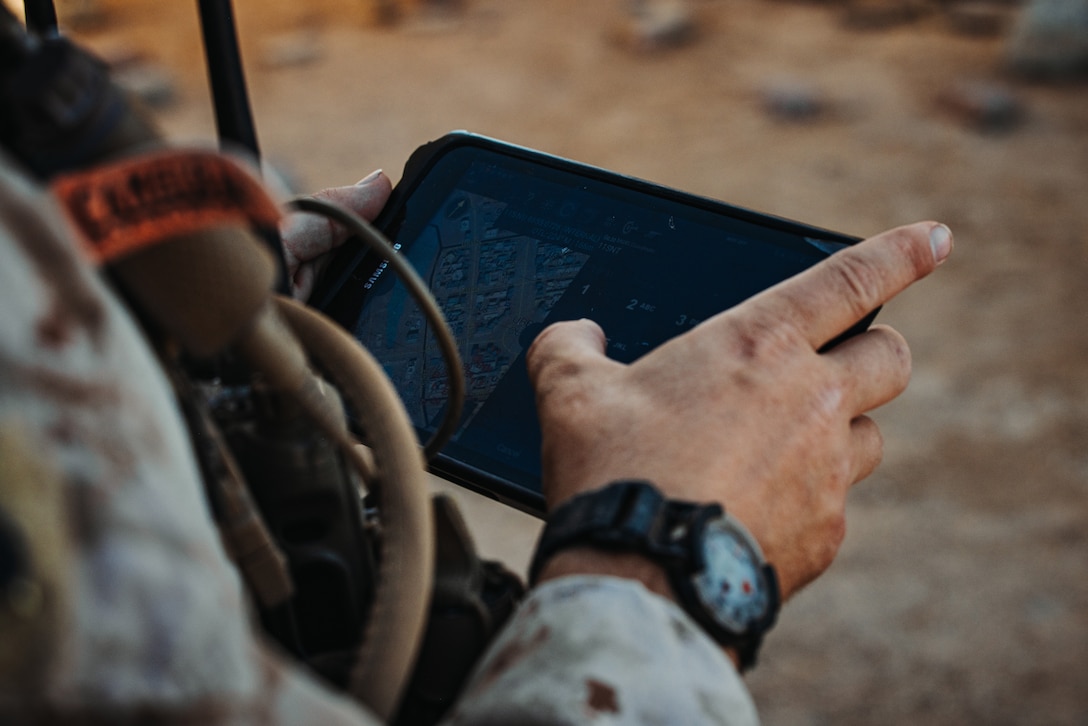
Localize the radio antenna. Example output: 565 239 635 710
197 0 290 294
23 0 58 35
197 0 260 158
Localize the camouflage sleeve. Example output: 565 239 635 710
446 576 760 726
0 153 381 726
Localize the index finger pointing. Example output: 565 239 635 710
750 222 952 349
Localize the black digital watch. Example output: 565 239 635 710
529 480 780 670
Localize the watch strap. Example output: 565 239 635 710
529 480 718 584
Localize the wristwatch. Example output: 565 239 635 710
529 480 780 670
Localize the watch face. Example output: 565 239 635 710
693 518 770 633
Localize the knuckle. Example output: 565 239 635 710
538 377 607 449
827 513 847 555
525 323 567 379
869 436 886 474
528 320 613 406
874 329 913 396
723 313 801 363
855 416 885 480
885 328 912 370
529 353 596 406
870 422 886 458
811 506 847 572
827 253 887 319
542 359 591 397
823 509 846 547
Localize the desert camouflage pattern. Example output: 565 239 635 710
449 576 758 725
0 152 755 725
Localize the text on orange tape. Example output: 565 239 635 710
51 150 282 265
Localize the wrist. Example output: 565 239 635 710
536 547 673 598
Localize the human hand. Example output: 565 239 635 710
279 169 392 301
527 221 953 600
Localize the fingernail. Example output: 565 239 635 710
930 223 953 263
356 169 383 185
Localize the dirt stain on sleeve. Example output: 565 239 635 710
585 678 620 715
467 625 551 695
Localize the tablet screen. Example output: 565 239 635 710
328 142 854 511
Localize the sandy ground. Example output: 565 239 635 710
58 0 1088 723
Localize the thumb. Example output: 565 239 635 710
281 171 393 297
526 318 610 395
311 170 393 240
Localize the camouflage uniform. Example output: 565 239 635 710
0 152 757 725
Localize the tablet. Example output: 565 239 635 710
314 132 869 516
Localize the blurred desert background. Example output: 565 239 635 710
19 0 1088 723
